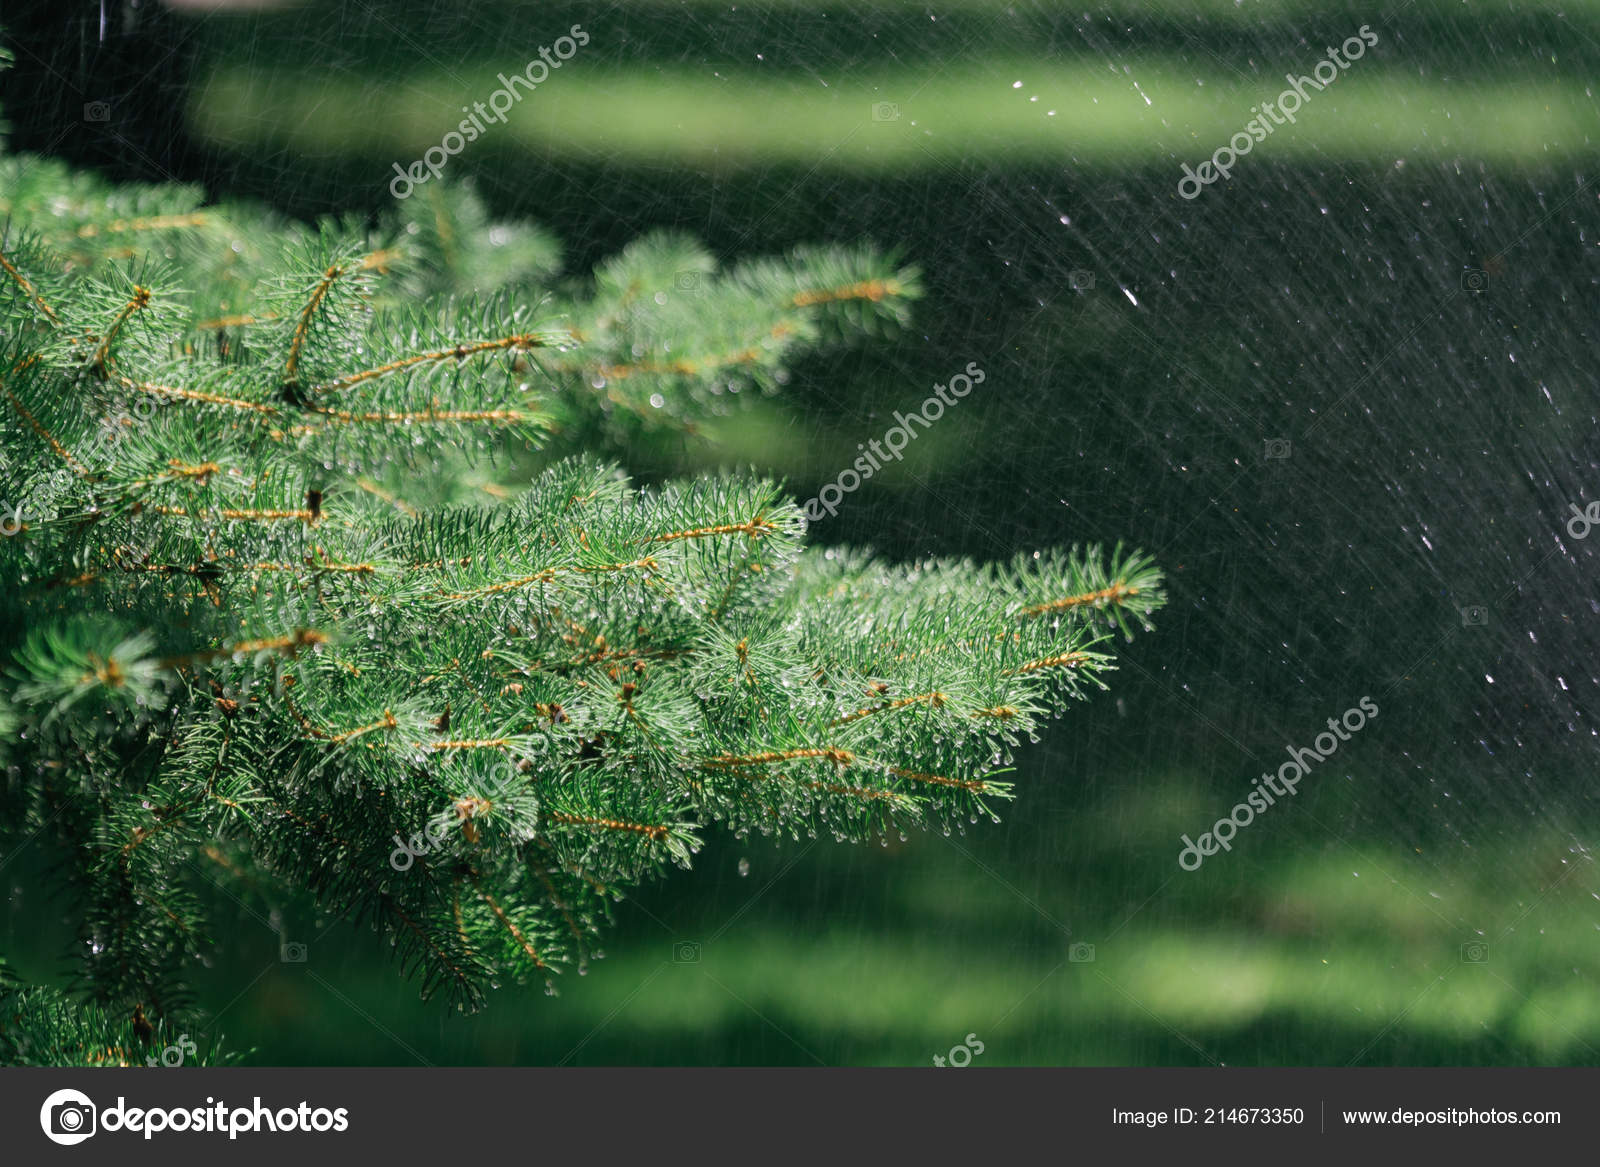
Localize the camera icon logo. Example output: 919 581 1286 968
1263 438 1292 460
1461 941 1489 963
1460 605 1489 627
83 101 111 123
40 1088 97 1145
1068 942 1095 963
1460 268 1489 292
672 940 702 963
871 101 900 122
674 271 701 292
280 940 308 962
1067 270 1095 292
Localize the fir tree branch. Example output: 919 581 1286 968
72 213 210 239
89 284 151 376
312 332 551 396
1022 579 1145 617
0 245 63 325
0 160 1158 1043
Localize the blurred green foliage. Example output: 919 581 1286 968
13 762 1592 1065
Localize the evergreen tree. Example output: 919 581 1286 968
0 141 1162 1063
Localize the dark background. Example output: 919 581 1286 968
3 0 1599 1064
